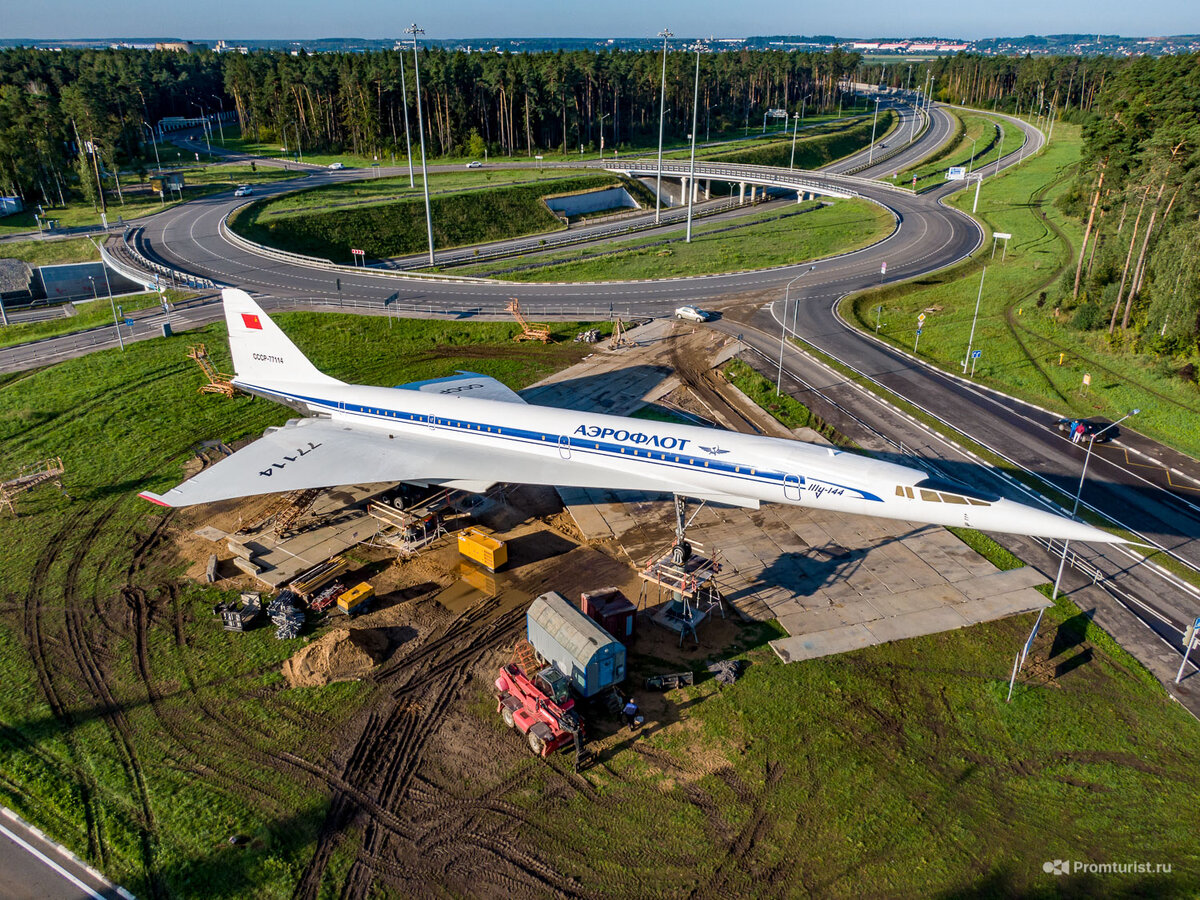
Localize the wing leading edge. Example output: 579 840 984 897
139 418 759 509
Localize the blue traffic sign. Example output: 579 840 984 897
971 349 982 358
915 328 922 336
124 318 135 327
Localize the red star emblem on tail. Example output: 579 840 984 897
241 313 262 330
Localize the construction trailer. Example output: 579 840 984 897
580 587 637 644
527 591 626 699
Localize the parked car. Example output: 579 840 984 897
233 184 253 197
674 306 711 323
466 160 483 168
1055 418 1120 443
328 162 345 170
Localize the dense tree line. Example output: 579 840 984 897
1055 54 1200 355
0 45 863 207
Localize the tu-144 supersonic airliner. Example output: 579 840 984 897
140 289 1119 547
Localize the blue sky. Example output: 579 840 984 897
4 0 1196 40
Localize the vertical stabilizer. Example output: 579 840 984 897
222 289 342 386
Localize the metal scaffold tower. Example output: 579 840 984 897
187 343 240 396
506 297 552 343
1 457 68 516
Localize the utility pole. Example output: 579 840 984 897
654 28 672 225
406 24 436 266
399 52 415 187
963 267 986 373
685 41 706 243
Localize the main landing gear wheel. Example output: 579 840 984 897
527 731 545 756
671 541 692 567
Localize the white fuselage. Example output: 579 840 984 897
235 374 1114 543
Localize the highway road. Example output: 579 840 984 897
7 101 1200 675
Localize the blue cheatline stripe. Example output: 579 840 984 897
236 381 883 503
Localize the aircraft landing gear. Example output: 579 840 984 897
670 494 695 567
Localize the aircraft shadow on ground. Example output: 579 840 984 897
518 363 674 411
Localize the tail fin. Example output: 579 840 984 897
222 289 342 386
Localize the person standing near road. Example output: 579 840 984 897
1073 421 1085 444
623 698 639 732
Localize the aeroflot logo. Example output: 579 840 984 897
573 424 690 451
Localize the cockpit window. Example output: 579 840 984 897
913 476 1000 504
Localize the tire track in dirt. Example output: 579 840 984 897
19 507 109 867
294 592 590 900
60 501 168 899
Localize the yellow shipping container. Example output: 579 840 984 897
457 528 508 572
338 582 375 614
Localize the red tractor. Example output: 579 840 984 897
495 662 587 767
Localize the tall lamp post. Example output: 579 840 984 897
966 134 979 174
598 113 610 159
406 24 436 266
141 121 160 169
867 97 882 165
1050 410 1139 601
777 266 816 393
684 41 706 243
209 95 226 144
191 102 211 152
654 28 672 225
399 52 414 187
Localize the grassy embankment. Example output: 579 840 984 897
0 164 297 237
848 122 1200 459
899 112 1026 191
0 313 607 898
230 173 652 264
688 111 897 169
446 199 893 282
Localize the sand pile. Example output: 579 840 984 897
282 627 388 688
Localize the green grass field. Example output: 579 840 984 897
900 113 1026 190
0 237 100 267
446 198 894 282
0 313 608 898
230 173 650 263
848 122 1200 459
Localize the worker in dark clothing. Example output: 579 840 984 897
623 698 639 732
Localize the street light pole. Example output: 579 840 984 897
966 134 979 174
1051 410 1139 601
789 110 800 170
406 24 436 266
399 52 415 187
684 41 705 243
777 267 815 394
654 28 672 225
868 98 881 165
598 113 610 159
962 266 986 373
192 103 211 152
210 95 226 144
142 121 160 169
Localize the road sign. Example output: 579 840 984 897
915 328 922 336
1083 373 1091 386
767 108 788 118
994 232 1013 240
912 175 917 187
880 261 887 275
917 313 926 324
124 318 135 327
351 248 365 256
971 350 982 359
946 166 966 181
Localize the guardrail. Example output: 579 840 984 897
118 227 222 291
217 215 497 284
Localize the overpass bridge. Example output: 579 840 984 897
603 158 903 205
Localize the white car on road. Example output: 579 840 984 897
466 161 483 168
329 162 345 170
674 306 711 323
233 184 253 197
